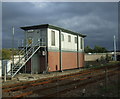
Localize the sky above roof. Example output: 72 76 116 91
2 2 118 50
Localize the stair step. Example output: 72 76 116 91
9 42 43 77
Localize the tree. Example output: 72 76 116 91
93 45 108 53
85 45 108 53
84 46 93 53
1 48 23 60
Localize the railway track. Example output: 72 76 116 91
2 65 119 98
45 71 119 97
13 68 119 98
2 65 117 90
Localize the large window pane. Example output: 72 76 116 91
75 37 77 43
61 34 64 41
68 35 71 42
51 31 55 46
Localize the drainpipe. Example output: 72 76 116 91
77 35 80 68
45 29 48 73
59 30 62 72
4 63 6 82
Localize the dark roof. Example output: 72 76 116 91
20 24 86 37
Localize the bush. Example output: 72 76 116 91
2 49 12 60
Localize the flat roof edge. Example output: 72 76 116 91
20 24 86 37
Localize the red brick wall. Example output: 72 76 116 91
48 51 60 71
62 52 77 70
48 51 85 71
25 52 85 73
79 53 84 68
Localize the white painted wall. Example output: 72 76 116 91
47 28 84 51
2 60 12 75
61 32 77 51
0 55 25 76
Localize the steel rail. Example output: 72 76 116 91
44 70 120 97
3 70 96 92
12 68 119 98
3 65 119 94
3 65 118 89
4 65 115 92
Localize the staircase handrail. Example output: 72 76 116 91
7 40 46 76
10 40 42 71
18 43 33 55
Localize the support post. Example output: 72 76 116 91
45 46 47 73
46 29 48 73
18 40 20 64
12 26 14 76
114 35 117 61
4 64 6 82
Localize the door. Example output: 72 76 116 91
31 53 40 74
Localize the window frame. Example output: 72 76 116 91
68 35 71 42
80 38 83 49
61 33 64 41
51 30 55 46
75 37 77 43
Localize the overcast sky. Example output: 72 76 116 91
2 2 118 50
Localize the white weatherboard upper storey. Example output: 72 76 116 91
47 28 84 52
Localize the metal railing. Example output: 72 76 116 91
7 39 46 77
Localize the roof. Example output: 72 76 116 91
20 24 86 37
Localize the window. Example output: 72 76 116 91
61 34 64 41
80 38 83 49
28 37 33 44
51 31 55 46
75 37 77 43
68 35 71 42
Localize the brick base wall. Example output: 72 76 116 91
25 51 85 73
62 52 77 70
48 51 60 71
48 51 84 71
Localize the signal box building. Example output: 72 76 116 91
9 24 86 77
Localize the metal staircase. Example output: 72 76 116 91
7 40 46 78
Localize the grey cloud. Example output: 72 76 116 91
2 2 118 50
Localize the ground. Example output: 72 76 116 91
2 61 120 98
60 74 119 97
